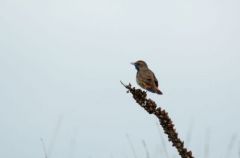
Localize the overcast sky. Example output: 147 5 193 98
1 0 240 157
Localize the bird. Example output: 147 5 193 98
131 60 163 95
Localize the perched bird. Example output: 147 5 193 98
131 60 163 95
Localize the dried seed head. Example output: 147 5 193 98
122 82 194 158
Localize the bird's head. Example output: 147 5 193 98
131 60 148 71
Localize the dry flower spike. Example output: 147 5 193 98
121 81 194 158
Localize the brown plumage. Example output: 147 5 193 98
131 60 163 95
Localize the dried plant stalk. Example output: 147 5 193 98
121 82 194 158
142 140 150 158
40 138 48 158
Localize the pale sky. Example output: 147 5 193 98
0 0 240 157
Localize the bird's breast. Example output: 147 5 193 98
136 72 145 89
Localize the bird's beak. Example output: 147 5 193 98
131 62 135 65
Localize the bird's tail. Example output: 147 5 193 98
156 88 163 95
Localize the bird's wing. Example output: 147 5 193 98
142 70 157 87
153 73 158 87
